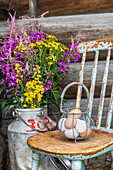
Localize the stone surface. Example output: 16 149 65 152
86 153 112 170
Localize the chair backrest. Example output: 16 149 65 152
77 39 113 129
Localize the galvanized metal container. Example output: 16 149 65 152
0 133 5 170
8 108 56 170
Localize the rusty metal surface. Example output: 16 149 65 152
78 39 113 53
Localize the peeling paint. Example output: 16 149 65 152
88 50 99 118
96 49 111 128
78 39 113 53
106 86 113 129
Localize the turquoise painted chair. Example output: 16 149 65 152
27 38 113 170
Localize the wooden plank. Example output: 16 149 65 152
41 13 113 49
49 98 112 127
11 0 29 18
38 0 113 17
61 80 112 99
59 60 113 98
0 13 113 50
0 0 9 20
0 0 29 21
27 129 113 156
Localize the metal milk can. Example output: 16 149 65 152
8 108 56 170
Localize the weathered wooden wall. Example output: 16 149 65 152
0 13 113 122
0 0 29 20
38 0 113 17
41 13 113 129
1 0 113 20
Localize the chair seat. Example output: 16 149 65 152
27 129 113 156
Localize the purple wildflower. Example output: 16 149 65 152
7 95 9 98
59 67 66 73
8 81 16 87
58 60 64 66
1 79 5 84
44 80 52 92
74 43 78 49
10 73 17 80
66 60 70 66
74 58 78 63
44 85 51 92
64 50 68 56
47 80 52 85
66 66 69 71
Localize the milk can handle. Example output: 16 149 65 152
60 82 90 113
12 110 57 132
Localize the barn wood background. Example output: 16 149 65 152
41 13 113 127
1 0 113 20
0 0 113 169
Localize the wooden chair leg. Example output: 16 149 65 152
32 151 41 170
72 160 85 170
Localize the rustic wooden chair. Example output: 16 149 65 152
27 38 113 170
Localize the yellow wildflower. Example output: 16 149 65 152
25 40 28 44
15 63 20 67
48 61 53 65
23 104 27 108
36 65 40 69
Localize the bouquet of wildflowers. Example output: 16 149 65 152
0 13 80 115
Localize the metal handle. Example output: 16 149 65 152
49 157 71 170
60 82 90 113
12 110 57 132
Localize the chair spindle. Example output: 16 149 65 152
96 49 111 128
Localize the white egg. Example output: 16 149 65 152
64 129 79 139
76 119 87 133
58 118 66 131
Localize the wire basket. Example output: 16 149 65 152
59 82 95 143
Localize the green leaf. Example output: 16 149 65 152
0 87 5 95
28 69 31 75
73 70 78 73
29 88 34 91
1 100 9 110
3 104 15 117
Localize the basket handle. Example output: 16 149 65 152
60 82 90 113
